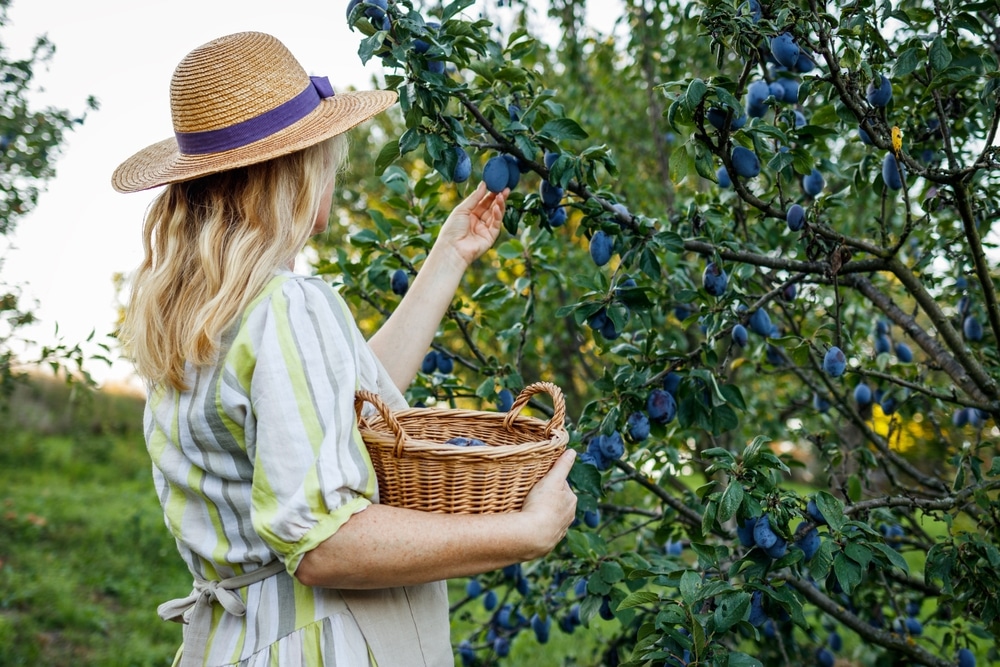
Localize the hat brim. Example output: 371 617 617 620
111 89 398 193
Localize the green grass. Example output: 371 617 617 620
0 378 189 666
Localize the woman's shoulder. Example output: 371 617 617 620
249 270 339 308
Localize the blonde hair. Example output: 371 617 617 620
120 135 348 391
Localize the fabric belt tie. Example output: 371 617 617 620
157 559 286 667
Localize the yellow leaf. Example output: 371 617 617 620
892 126 903 155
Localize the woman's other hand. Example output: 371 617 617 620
517 449 579 559
437 182 509 267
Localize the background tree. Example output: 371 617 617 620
0 0 101 396
327 0 999 664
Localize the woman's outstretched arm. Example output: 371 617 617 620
367 182 509 392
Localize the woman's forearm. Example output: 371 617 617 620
367 243 467 392
295 450 578 590
294 503 541 589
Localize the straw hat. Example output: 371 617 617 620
112 31 397 193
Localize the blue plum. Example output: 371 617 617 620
806 499 826 525
717 165 732 188
796 525 821 560
496 388 515 412
435 351 453 374
748 590 766 626
895 341 913 362
776 77 799 104
770 32 800 68
412 20 440 53
753 514 780 550
803 168 825 196
854 382 873 405
452 146 471 182
786 203 805 231
874 333 892 355
737 517 758 547
882 152 903 190
732 323 749 347
867 74 893 107
749 307 772 336
626 411 650 442
823 346 847 377
465 579 482 597
390 268 409 295
964 315 983 341
747 80 771 107
483 155 510 193
702 261 729 296
540 180 563 207
663 371 682 396
501 154 520 190
590 230 614 267
421 351 437 374
647 389 677 424
458 640 475 666
731 146 761 178
531 613 551 643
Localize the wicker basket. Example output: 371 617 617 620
353 382 568 514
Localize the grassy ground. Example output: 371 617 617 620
0 377 188 666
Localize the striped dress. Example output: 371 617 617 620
145 271 393 666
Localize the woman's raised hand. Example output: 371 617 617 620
436 182 509 267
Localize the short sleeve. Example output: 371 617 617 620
243 275 377 575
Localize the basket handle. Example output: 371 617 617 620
501 382 566 437
354 390 408 458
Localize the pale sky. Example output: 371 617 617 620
2 1 622 389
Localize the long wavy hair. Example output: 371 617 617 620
120 135 348 391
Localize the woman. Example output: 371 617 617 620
113 31 577 667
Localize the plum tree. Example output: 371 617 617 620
331 2 1000 665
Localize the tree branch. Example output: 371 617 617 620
778 576 954 667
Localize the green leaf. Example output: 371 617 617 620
929 36 952 71
617 591 660 610
600 560 626 584
350 229 380 246
815 492 845 531
894 48 921 77
728 653 764 667
375 138 400 173
679 570 701 605
569 461 603 498
719 481 744 523
441 0 476 21
846 474 862 502
692 141 716 182
844 542 872 569
872 542 910 574
538 118 589 141
669 140 693 183
714 591 750 632
686 78 708 107
833 553 863 594
718 384 747 411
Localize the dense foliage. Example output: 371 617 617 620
328 1 1000 665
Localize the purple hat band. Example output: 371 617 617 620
174 75 335 155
